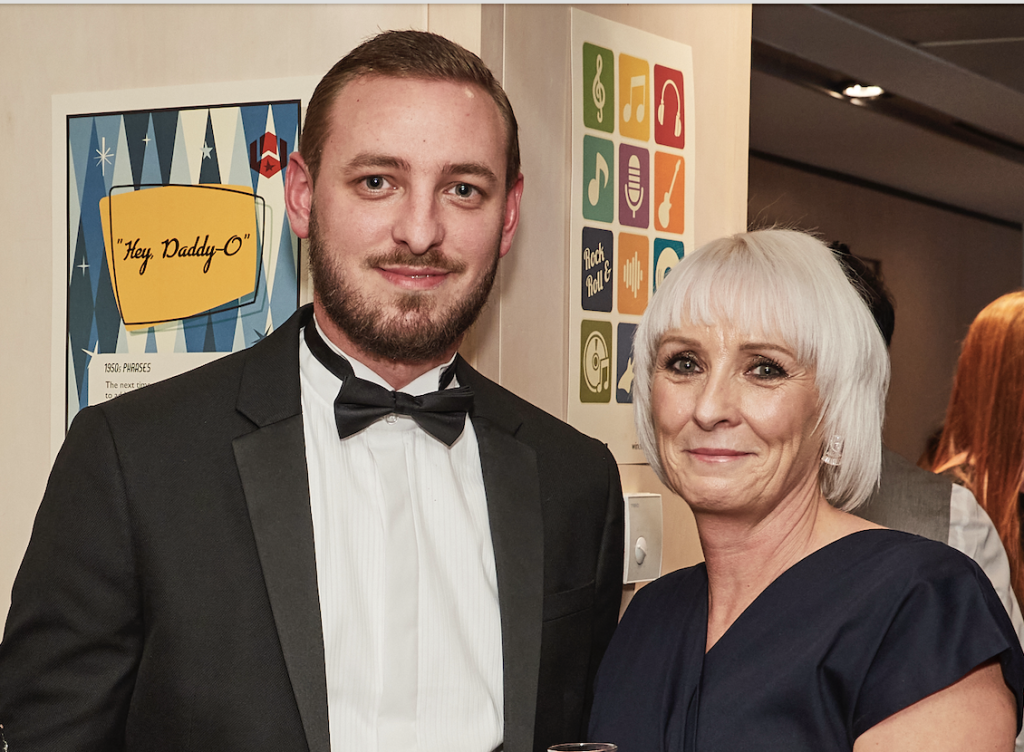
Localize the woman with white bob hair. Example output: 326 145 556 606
588 229 1024 751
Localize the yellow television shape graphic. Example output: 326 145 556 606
100 184 263 328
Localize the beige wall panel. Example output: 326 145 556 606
748 155 1024 464
500 4 575 421
427 4 483 53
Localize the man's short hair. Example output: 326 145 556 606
300 29 521 193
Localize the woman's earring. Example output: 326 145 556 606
822 435 844 466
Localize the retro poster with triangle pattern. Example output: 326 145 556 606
58 82 313 437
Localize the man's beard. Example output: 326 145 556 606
307 206 500 363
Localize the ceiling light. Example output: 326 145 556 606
842 83 884 99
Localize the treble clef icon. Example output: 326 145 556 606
592 54 606 123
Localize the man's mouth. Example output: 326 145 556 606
376 266 451 289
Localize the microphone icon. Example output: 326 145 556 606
625 154 644 218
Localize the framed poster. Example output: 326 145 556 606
52 77 319 454
569 10 695 463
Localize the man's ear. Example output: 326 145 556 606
285 152 313 239
498 173 525 259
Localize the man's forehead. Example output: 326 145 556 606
325 75 502 135
335 73 490 107
321 74 509 173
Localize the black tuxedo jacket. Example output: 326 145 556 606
0 306 624 752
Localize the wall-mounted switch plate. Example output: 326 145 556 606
623 493 663 584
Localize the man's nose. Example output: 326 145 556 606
392 188 444 255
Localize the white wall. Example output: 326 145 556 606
0 4 752 620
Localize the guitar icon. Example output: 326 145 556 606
657 158 681 230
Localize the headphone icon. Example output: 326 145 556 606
658 78 682 138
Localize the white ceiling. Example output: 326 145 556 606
750 4 1024 227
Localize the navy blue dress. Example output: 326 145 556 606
589 529 1024 751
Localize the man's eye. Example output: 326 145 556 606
452 183 478 198
363 176 386 190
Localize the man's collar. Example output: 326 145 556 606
311 315 458 396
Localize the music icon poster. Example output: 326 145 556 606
570 9 694 464
54 78 316 441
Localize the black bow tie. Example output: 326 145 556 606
303 321 474 447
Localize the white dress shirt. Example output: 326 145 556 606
299 322 503 752
949 484 1024 642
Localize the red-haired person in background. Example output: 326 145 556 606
929 290 1024 608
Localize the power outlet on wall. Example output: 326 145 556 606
623 493 663 584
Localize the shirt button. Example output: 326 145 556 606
385 414 398 424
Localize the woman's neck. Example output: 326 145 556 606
698 495 878 652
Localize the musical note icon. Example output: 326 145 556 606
588 152 609 207
583 136 614 222
622 74 647 123
657 158 681 230
592 54 606 124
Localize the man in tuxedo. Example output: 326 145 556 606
0 31 624 752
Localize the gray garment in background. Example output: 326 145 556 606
854 446 950 542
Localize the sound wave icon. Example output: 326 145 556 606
623 253 644 298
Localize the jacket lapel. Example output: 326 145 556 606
460 359 545 752
233 306 331 752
